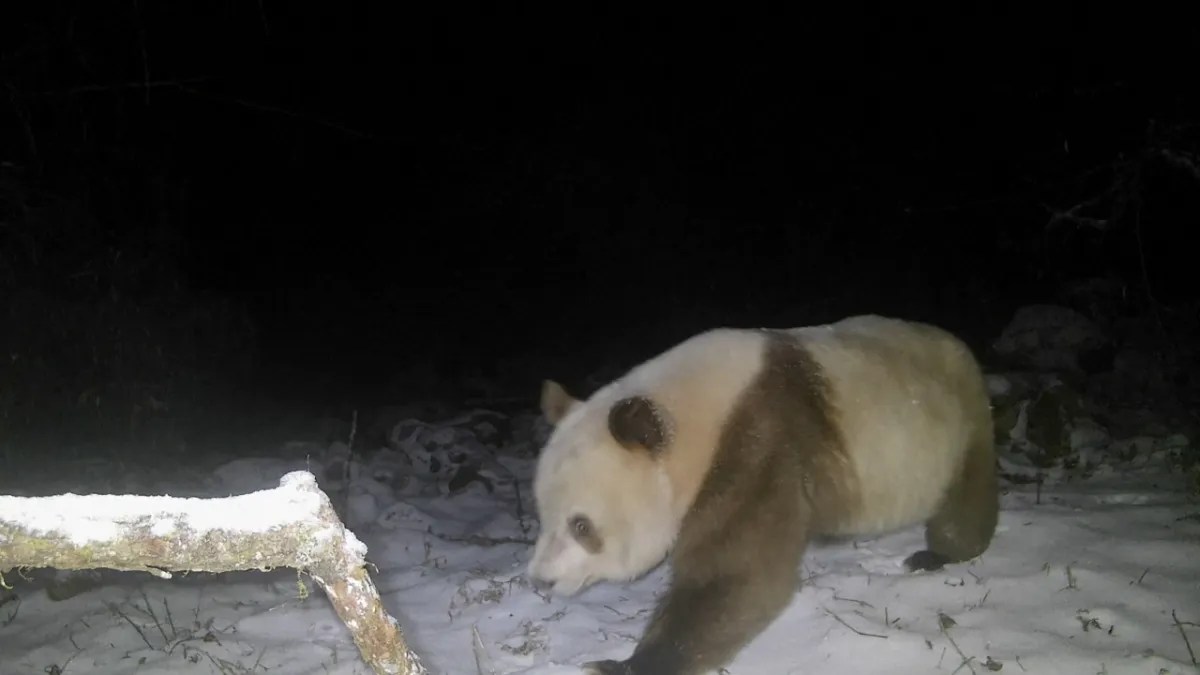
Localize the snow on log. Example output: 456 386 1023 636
0 470 427 675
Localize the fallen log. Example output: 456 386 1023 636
0 470 426 675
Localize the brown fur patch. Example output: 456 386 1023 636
608 396 671 452
617 331 855 675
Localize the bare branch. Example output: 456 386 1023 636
821 606 888 639
19 78 213 97
1154 148 1200 184
1043 197 1110 231
1174 610 1197 666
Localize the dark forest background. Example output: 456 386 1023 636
1 4 1197 458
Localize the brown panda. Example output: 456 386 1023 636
527 315 999 675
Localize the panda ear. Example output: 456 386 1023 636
541 379 581 426
608 396 671 454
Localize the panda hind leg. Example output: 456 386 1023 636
905 428 999 572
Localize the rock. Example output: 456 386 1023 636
993 304 1111 374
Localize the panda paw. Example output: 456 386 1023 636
581 659 634 675
904 549 950 572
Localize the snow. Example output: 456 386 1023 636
1 408 1198 675
0 470 327 547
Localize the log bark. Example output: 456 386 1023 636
0 470 427 675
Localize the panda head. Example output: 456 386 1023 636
528 379 680 596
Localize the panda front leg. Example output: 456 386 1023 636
583 548 801 674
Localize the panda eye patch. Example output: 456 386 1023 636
569 515 591 536
568 514 602 553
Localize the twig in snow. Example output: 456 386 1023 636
822 606 887 639
833 593 875 608
162 597 177 640
1058 564 1078 592
59 648 83 675
1173 609 1197 666
111 602 156 650
203 650 247 675
939 612 977 675
601 604 652 620
472 625 495 675
967 589 991 611
139 589 170 645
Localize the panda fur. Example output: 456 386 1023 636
528 314 999 675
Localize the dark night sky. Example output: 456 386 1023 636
2 4 1197 410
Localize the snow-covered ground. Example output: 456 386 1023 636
2 403 1198 675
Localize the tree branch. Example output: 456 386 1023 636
0 470 427 675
